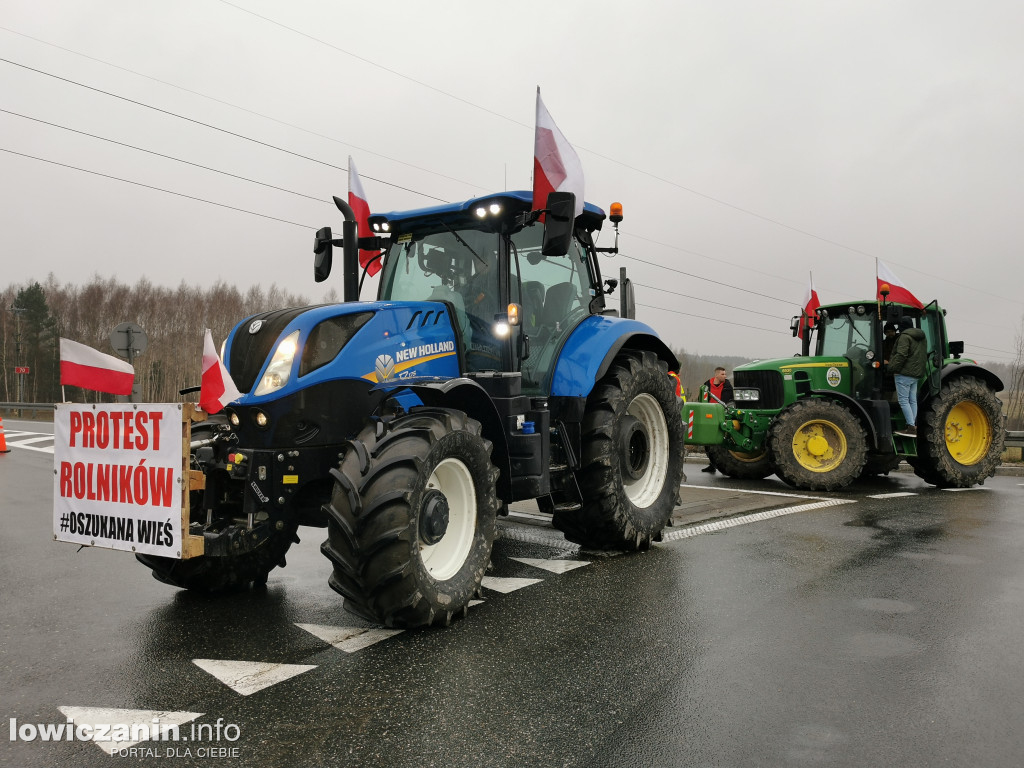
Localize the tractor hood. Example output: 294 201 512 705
732 357 852 409
224 301 462 403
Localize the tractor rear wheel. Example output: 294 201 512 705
706 444 774 480
914 376 1004 488
769 399 868 491
554 350 685 550
321 408 498 628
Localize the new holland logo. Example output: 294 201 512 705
375 354 396 381
248 320 263 334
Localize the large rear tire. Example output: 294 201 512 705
321 408 499 628
769 399 868 491
554 350 685 550
914 376 1004 488
707 444 774 480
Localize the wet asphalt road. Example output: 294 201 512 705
2 422 1024 767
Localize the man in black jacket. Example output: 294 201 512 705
887 318 927 437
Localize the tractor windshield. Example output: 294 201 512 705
377 228 502 370
818 308 877 396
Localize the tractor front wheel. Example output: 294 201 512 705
769 399 868 491
914 376 1004 488
554 350 685 550
706 444 774 480
135 524 297 591
321 408 499 628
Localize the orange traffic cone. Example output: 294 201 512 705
0 416 9 453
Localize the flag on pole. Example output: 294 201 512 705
532 88 585 218
877 259 924 309
59 338 134 395
200 329 242 414
798 272 821 339
349 156 381 277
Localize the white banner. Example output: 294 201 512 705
54 403 183 557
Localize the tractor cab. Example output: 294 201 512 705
370 191 610 393
807 300 950 402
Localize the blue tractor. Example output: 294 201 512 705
137 191 685 628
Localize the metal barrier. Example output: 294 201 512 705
1 402 57 420
1007 431 1024 449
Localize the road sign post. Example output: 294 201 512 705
109 323 148 403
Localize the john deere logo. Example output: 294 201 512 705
248 320 263 334
826 366 842 387
375 354 396 381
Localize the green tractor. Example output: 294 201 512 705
685 299 1005 491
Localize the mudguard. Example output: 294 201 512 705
550 315 678 398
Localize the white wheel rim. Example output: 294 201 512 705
420 457 476 581
624 393 670 508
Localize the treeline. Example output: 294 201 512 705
0 274 751 406
0 276 328 404
7 275 1018 429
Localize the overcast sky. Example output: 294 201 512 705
2 0 1022 365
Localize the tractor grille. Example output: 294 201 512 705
734 369 785 409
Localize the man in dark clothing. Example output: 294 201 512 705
887 318 928 437
700 367 734 473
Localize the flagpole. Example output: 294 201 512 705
875 258 882 319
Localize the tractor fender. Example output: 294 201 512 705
804 390 885 451
374 378 512 499
937 362 1004 392
550 316 679 398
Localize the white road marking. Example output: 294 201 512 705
56 706 203 755
192 659 316 696
9 435 54 446
941 487 987 492
660 498 856 542
295 623 402 653
4 431 54 453
511 557 590 574
680 483 820 500
867 492 918 499
480 575 543 593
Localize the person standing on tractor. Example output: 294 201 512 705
887 317 927 437
700 367 734 473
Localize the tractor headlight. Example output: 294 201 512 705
733 388 760 401
254 330 300 396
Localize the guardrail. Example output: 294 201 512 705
1 403 57 410
1007 431 1024 449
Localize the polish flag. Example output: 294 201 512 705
199 329 242 414
59 338 134 395
532 88 585 218
349 156 381 277
798 272 821 339
877 259 924 309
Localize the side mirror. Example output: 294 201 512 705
790 316 800 337
314 227 333 283
541 192 575 256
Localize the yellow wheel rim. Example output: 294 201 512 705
791 419 848 473
944 400 991 465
